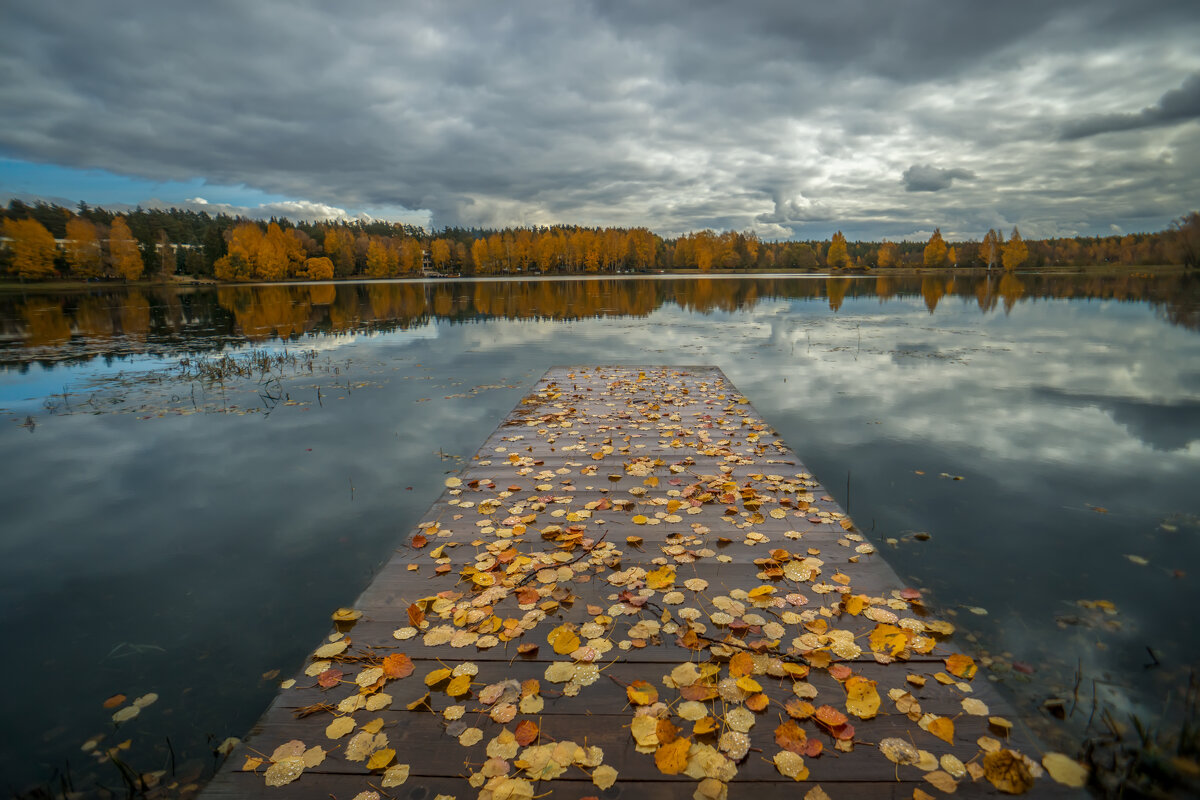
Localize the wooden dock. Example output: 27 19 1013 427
203 366 1083 799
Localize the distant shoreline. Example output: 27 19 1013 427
0 263 1187 293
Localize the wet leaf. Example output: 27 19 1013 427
367 747 396 770
102 694 126 709
332 607 362 622
773 750 810 780
925 770 958 793
592 764 618 790
326 717 355 739
775 721 808 754
381 764 410 787
844 675 880 719
264 757 305 786
980 749 1034 795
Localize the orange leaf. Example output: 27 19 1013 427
785 699 816 719
945 653 978 680
516 643 539 656
693 717 718 735
805 739 824 758
746 693 770 711
654 737 691 775
514 720 539 746
381 653 414 679
656 718 680 744
814 705 848 728
775 721 808 754
102 694 126 709
407 603 424 628
729 652 755 678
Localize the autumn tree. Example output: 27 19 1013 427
923 228 948 267
109 216 144 281
947 246 958 266
324 228 356 277
366 236 397 277
303 256 334 280
214 222 261 281
826 231 849 269
1002 226 1028 270
430 238 451 272
471 238 490 274
876 241 897 268
2 218 58 279
65 217 104 278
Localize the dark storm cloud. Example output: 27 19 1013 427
1061 72 1200 139
0 0 1197 238
902 165 977 192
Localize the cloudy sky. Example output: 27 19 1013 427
1 0 1197 241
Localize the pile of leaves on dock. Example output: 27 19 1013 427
241 367 1090 799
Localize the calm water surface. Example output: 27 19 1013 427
1 273 1198 794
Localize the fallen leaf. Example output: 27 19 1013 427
984 749 1034 794
367 748 396 770
627 680 658 705
845 675 880 719
655 737 691 774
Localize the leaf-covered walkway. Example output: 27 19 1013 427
202 366 1083 799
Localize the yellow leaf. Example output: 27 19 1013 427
736 676 763 693
646 566 676 590
447 674 472 697
654 737 691 774
1042 753 1088 787
325 717 355 739
747 585 776 600
548 624 581 655
627 680 659 705
424 668 452 687
842 594 866 615
928 716 954 744
844 676 880 719
632 515 649 525
773 750 810 781
983 749 1034 794
868 623 910 656
367 747 396 770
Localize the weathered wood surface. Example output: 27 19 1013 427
203 366 1081 799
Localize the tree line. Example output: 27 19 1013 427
1 199 1197 282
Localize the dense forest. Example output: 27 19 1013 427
1 199 1197 282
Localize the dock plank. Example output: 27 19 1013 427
203 366 1082 799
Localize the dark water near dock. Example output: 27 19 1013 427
1 272 1198 794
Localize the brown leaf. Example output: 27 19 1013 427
103 694 126 709
411 534 428 548
317 668 343 688
407 603 424 628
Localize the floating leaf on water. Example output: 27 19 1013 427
112 705 140 723
331 608 362 622
1042 752 1088 787
102 694 126 709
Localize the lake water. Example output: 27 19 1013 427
1 272 1198 795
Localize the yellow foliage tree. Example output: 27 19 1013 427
980 229 1001 269
366 236 397 277
923 228 948 267
109 216 144 281
1002 226 1028 270
303 256 334 280
430 238 451 272
876 241 897 268
471 238 490 273
65 217 104 278
214 222 261 281
3 218 58 279
826 231 849 269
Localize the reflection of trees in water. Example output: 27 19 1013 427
2 273 1199 366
